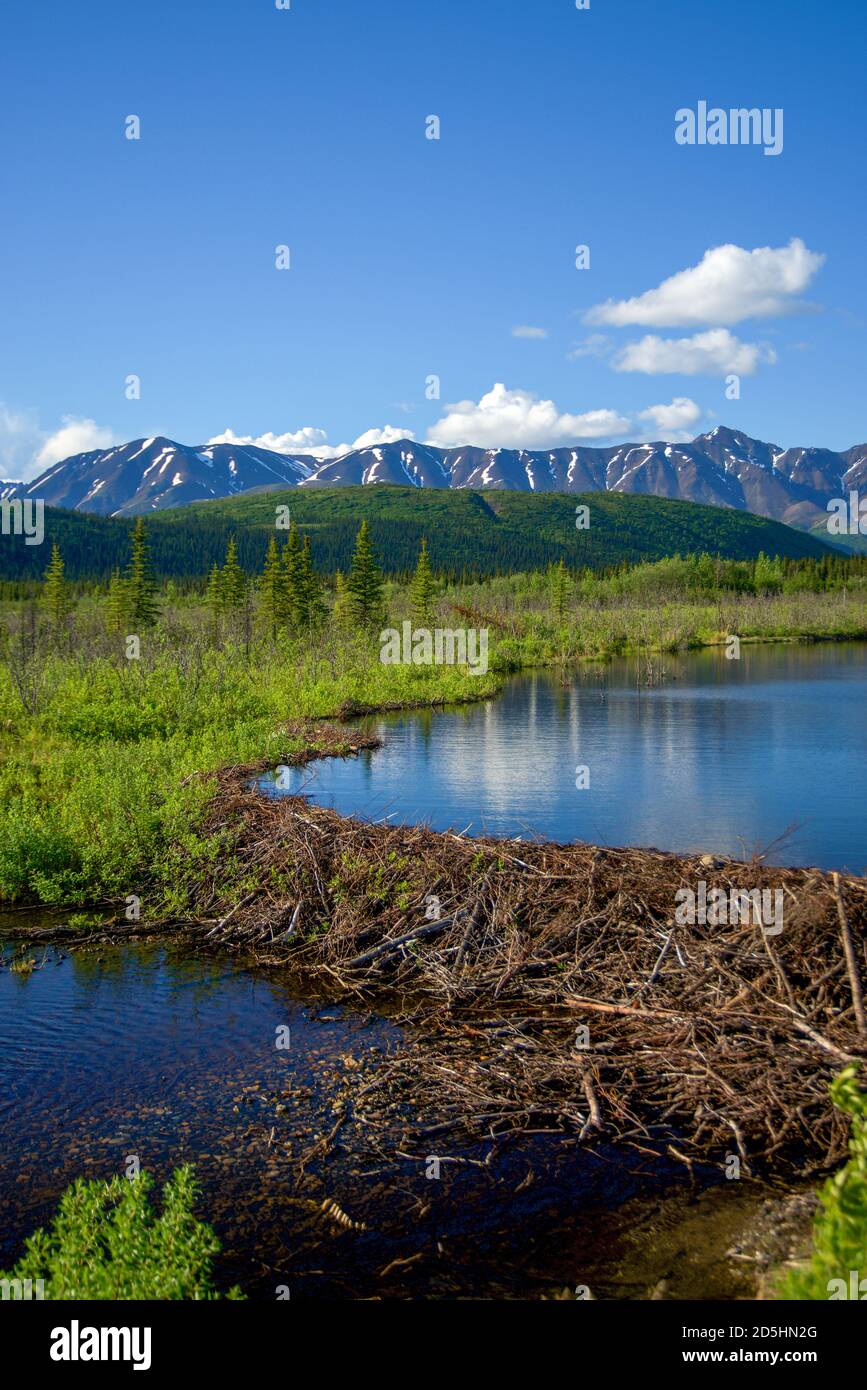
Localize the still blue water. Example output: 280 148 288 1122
0 939 402 1294
261 642 867 872
0 940 696 1297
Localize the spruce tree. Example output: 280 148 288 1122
258 536 285 638
332 570 353 631
42 543 72 630
220 538 246 611
106 568 131 635
347 519 383 628
205 563 225 626
281 522 304 629
125 518 159 629
549 558 572 624
410 538 437 626
299 535 326 629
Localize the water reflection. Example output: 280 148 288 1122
262 643 867 871
0 942 701 1299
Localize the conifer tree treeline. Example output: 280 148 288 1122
200 520 386 634
34 522 867 645
8 490 863 589
100 518 161 633
37 519 387 639
204 523 329 636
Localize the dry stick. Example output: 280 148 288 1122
454 898 486 973
346 912 463 969
788 1017 858 1066
632 931 674 1000
206 889 259 938
832 872 867 1039
272 901 302 943
565 996 685 1021
442 833 574 880
761 929 798 1010
579 1067 605 1139
566 992 857 1064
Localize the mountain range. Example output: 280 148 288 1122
5 426 865 533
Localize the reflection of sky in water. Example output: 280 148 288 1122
0 943 399 1291
0 945 696 1299
263 643 867 872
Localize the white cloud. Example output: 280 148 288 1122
636 397 703 440
512 325 548 339
613 329 776 377
0 404 42 480
567 333 613 359
34 417 119 476
208 425 334 457
425 383 631 449
1 407 121 482
584 238 824 328
349 425 415 450
208 423 414 461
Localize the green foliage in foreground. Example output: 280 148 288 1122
0 1165 243 1300
777 1068 867 1300
1 551 865 908
0 631 496 905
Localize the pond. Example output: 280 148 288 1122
4 642 855 1298
261 642 867 872
1 936 777 1301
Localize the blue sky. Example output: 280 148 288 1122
1 0 865 479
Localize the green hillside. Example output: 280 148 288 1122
809 519 867 555
0 485 832 584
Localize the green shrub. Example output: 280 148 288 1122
776 1067 867 1300
1 576 864 909
0 1164 243 1300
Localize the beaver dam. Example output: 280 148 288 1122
44 718 859 1186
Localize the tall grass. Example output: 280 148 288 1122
0 620 497 906
1 565 864 909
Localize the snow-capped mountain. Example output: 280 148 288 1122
11 437 316 517
1 481 21 501
11 426 867 531
300 426 867 530
299 441 453 490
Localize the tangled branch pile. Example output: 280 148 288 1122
190 723 867 1178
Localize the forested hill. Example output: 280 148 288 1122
0 485 833 585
